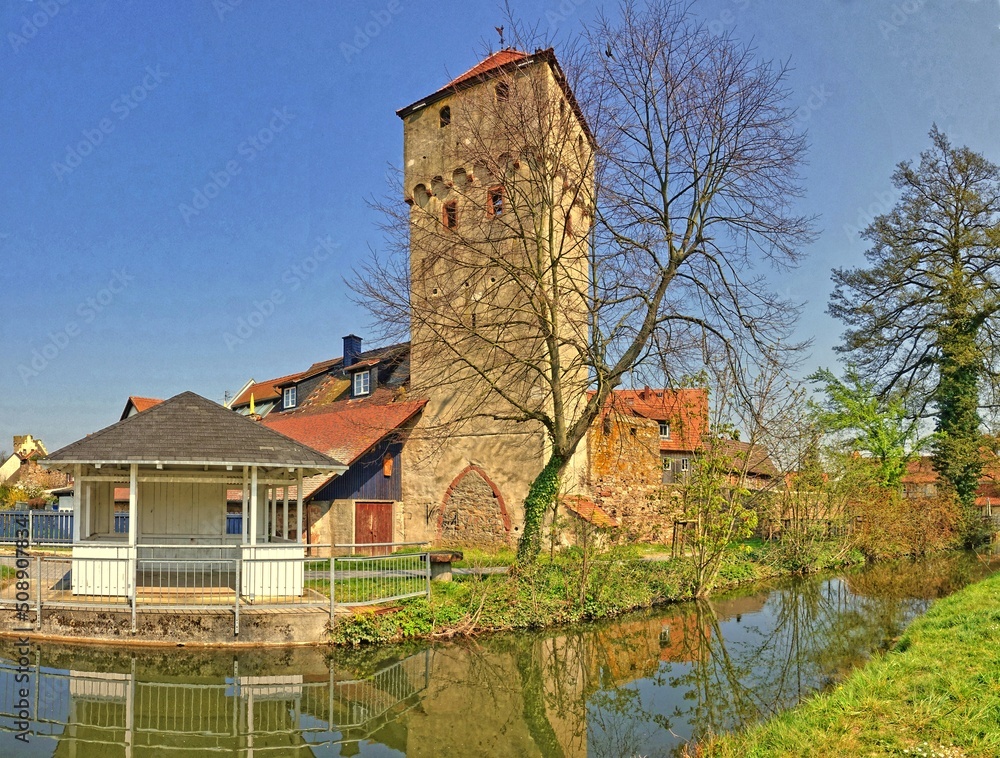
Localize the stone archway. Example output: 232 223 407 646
437 465 512 546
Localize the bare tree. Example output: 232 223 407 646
354 0 814 562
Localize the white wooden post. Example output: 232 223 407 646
71 465 81 543
296 470 304 544
127 465 138 547
128 463 138 596
282 486 289 540
83 484 91 539
241 467 249 544
249 467 258 547
270 488 277 540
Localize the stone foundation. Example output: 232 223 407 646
1 607 331 646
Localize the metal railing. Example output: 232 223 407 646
0 511 233 546
0 650 431 751
0 542 432 634
331 544 431 608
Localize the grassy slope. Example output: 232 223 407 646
700 571 1000 757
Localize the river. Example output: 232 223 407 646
1 550 996 757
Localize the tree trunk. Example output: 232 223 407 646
516 452 565 564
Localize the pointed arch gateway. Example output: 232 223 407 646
437 464 512 545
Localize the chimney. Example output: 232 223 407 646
343 334 362 369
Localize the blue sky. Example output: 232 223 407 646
2 0 999 452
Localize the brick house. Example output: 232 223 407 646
585 387 778 542
902 455 1000 520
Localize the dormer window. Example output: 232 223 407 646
353 370 371 397
659 421 670 439
283 386 297 409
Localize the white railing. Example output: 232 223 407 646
0 542 433 634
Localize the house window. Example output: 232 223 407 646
495 81 510 102
659 422 670 439
488 186 504 217
662 457 671 470
353 370 371 397
680 458 690 472
443 201 458 229
283 386 296 409
439 105 451 127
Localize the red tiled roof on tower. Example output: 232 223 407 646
396 47 596 146
444 48 529 88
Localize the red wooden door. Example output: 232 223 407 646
355 502 392 555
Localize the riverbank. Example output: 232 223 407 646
694 564 1000 757
330 539 864 646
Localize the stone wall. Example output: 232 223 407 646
587 411 680 543
438 465 511 546
400 427 545 545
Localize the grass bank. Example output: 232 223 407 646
694 568 1000 757
329 539 863 646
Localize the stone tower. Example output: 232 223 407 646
395 48 594 546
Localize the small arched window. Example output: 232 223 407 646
413 184 430 209
432 175 449 199
488 186 505 217
439 105 451 127
495 81 510 102
443 201 458 229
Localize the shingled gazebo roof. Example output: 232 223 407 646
43 391 347 473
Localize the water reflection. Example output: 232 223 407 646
1 551 995 757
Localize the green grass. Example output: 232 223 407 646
697 570 1000 757
326 539 868 647
451 545 515 568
